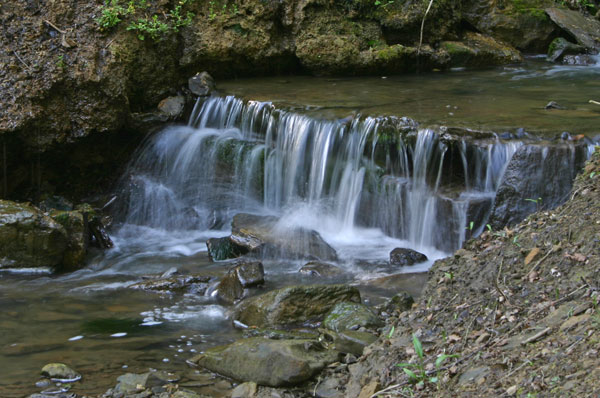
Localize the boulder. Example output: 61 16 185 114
299 262 345 277
0 200 68 270
188 72 215 96
191 337 340 387
230 213 338 261
129 274 211 294
234 285 361 328
489 143 588 229
206 236 248 261
389 248 428 266
366 272 429 299
114 371 180 394
323 302 384 332
546 8 600 51
547 37 585 62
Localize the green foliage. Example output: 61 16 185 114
374 0 395 6
396 334 458 389
56 55 66 70
96 0 199 41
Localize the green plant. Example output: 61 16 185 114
97 0 127 30
127 15 169 40
56 55 66 70
525 197 543 211
396 334 457 388
388 325 395 338
374 0 394 6
208 1 217 19
169 4 194 31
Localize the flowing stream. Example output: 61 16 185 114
0 58 598 397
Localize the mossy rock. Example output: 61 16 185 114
323 302 384 332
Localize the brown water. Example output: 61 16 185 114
1 58 599 397
219 57 600 136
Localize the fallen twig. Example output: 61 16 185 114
13 51 30 69
520 326 552 345
523 248 553 281
44 20 66 34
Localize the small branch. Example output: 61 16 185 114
44 20 66 34
417 0 435 56
523 248 553 281
13 51 30 70
520 327 552 346
589 100 600 106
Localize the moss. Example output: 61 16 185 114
509 0 550 20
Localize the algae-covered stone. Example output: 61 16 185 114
440 32 523 68
323 302 384 332
0 200 68 270
191 337 340 386
41 363 81 381
299 262 345 277
547 37 585 62
129 274 211 294
234 285 361 328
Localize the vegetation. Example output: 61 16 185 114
96 0 197 41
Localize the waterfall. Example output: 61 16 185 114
118 96 527 255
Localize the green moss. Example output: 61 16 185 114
509 0 549 19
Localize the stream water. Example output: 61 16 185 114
1 58 599 397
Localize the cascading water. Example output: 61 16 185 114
116 95 526 266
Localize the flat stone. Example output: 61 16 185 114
231 381 257 398
323 302 384 332
40 363 81 382
191 337 340 387
546 8 600 50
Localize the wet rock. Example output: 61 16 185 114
545 100 566 110
129 274 211 294
489 143 588 229
157 95 185 119
88 215 114 249
206 236 248 261
546 8 600 51
40 363 81 381
231 381 258 398
234 285 361 328
114 371 179 394
48 209 86 271
188 72 215 96
0 200 68 270
299 262 345 277
191 337 340 387
172 391 202 398
389 248 428 266
39 196 74 211
562 54 598 65
234 261 265 287
215 261 264 304
323 302 384 332
230 213 338 261
440 32 523 68
546 37 585 63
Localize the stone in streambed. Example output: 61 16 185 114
230 213 338 261
389 248 428 266
323 330 378 357
206 236 248 261
114 371 180 394
188 72 215 96
157 95 185 119
299 262 345 277
41 363 81 381
546 37 585 63
129 274 211 294
215 261 264 304
234 285 361 328
191 337 340 387
323 302 384 332
231 382 258 398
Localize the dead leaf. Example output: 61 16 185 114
524 247 541 265
528 270 539 282
565 253 587 262
448 334 461 342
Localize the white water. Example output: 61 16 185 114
108 96 529 272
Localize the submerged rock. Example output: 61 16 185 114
440 32 523 68
191 337 340 387
112 371 180 394
299 262 345 277
230 213 338 261
323 302 384 332
0 200 68 270
129 274 211 294
389 248 428 266
234 285 361 328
